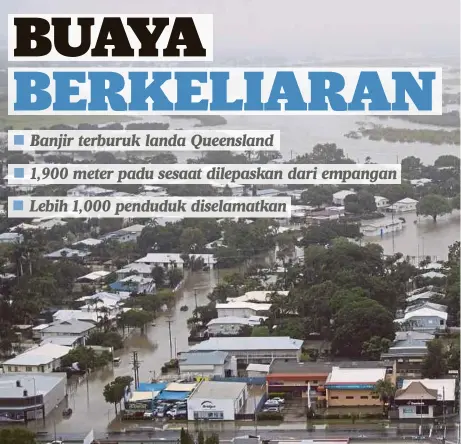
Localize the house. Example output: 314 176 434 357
246 363 270 377
115 262 153 280
109 275 155 294
387 198 418 213
406 290 444 304
76 271 111 286
332 190 356 206
40 319 96 344
135 253 216 270
72 238 102 247
395 303 448 333
0 232 23 244
31 218 67 231
381 331 434 378
206 316 267 336
395 379 456 419
188 337 303 364
44 248 90 259
178 351 236 377
100 224 145 243
40 336 82 348
210 182 245 196
306 207 345 224
360 218 404 237
67 185 113 197
0 372 67 421
374 196 389 208
418 271 447 280
409 178 432 187
227 291 289 304
1 344 71 373
52 310 99 324
216 302 271 318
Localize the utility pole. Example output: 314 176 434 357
442 386 446 444
166 318 173 360
194 289 198 312
130 351 140 390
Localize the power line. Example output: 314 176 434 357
130 351 141 390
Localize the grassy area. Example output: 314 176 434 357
0 101 137 130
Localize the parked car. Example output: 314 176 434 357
270 397 285 404
262 406 280 412
167 408 187 418
143 411 154 419
156 405 169 417
264 399 280 406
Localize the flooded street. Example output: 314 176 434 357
38 271 219 436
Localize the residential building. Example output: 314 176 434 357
40 336 81 348
374 196 390 208
40 319 96 343
109 275 155 294
188 337 303 364
2 344 71 373
115 262 153 280
0 232 23 244
216 302 271 319
100 224 145 243
387 198 418 213
395 303 448 333
0 372 67 422
306 207 345 224
52 310 99 324
211 182 245 196
178 351 237 377
67 185 113 197
44 248 90 259
76 271 111 287
187 380 248 420
72 238 103 247
228 290 288 304
206 316 267 336
409 178 432 187
325 366 390 407
360 219 404 237
406 290 444 304
135 253 216 270
332 190 356 206
395 379 456 419
381 331 434 378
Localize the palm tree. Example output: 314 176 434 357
373 378 396 415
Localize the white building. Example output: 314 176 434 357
100 224 145 243
216 302 271 319
188 337 303 364
207 316 267 336
40 319 96 342
0 232 23 244
178 351 237 378
332 190 356 206
115 263 153 280
2 344 71 373
246 363 270 377
395 304 448 333
374 196 390 208
67 185 113 197
187 380 248 420
0 372 67 421
387 198 418 213
228 290 288 304
135 253 216 270
360 219 404 237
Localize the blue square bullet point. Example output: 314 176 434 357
13 200 24 211
14 168 24 178
14 135 24 145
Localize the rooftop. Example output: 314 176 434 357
216 302 272 311
395 381 438 401
45 248 90 259
228 290 288 303
40 336 82 347
42 319 95 335
190 380 247 400
207 316 255 326
179 351 229 366
327 366 386 384
401 379 456 401
189 337 303 352
77 271 111 281
2 344 71 366
0 373 67 398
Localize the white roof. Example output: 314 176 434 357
3 344 71 366
189 336 303 352
333 190 356 199
397 198 418 204
402 379 456 401
419 262 444 270
419 271 446 279
374 195 388 202
228 290 288 303
207 316 252 326
399 307 448 322
216 302 272 311
246 363 270 373
53 310 99 323
406 291 443 303
117 263 153 274
77 271 111 281
190 380 247 400
73 238 102 247
328 366 386 383
136 253 216 265
165 382 197 392
130 391 160 402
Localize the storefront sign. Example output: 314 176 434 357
201 401 216 410
326 384 375 390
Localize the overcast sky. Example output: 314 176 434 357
3 0 460 59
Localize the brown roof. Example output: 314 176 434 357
395 381 438 401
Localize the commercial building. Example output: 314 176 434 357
360 219 404 237
178 351 237 378
1 344 71 374
325 366 391 407
187 380 248 420
395 379 456 419
0 372 67 422
188 337 303 364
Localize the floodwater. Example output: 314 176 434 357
36 271 219 436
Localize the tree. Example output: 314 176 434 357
103 375 133 414
422 339 447 378
180 428 194 444
168 268 184 288
251 326 270 336
118 309 153 331
344 190 377 214
198 430 205 444
373 379 396 415
361 336 392 360
416 194 452 222
151 266 166 288
451 194 460 210
0 428 37 444
301 186 334 207
180 227 206 253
